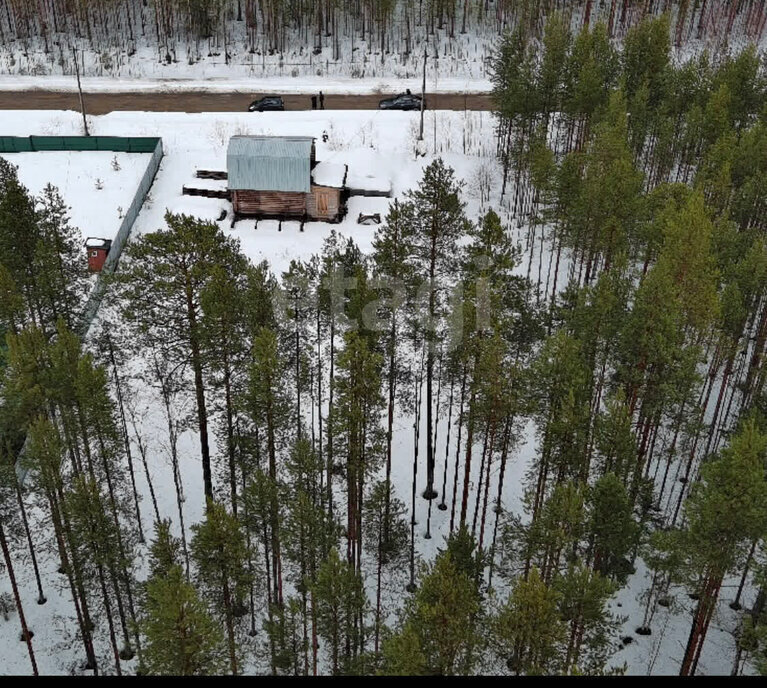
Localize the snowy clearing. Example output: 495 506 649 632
0 150 150 248
0 106 755 676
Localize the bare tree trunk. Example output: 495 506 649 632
0 522 38 675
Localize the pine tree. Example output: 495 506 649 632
241 466 281 671
279 259 317 443
400 159 472 502
553 562 616 673
587 472 637 582
0 159 42 329
489 25 539 198
663 418 767 675
566 89 644 282
265 595 306 675
592 392 637 481
563 21 620 148
0 463 38 675
280 438 337 675
528 331 590 523
117 212 245 502
317 232 366 522
199 261 250 514
147 519 182 580
382 546 481 675
139 524 227 677
22 415 99 672
190 499 253 674
312 548 367 675
371 199 416 556
363 479 409 654
245 326 290 611
537 12 571 123
332 330 384 573
622 14 671 115
64 475 127 673
33 183 87 331
75 351 142 659
491 567 565 675
0 263 25 335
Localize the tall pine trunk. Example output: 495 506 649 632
0 522 38 675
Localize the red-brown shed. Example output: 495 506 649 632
85 237 112 273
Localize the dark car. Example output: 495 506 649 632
378 93 424 111
248 96 285 112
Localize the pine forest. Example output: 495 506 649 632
2 1 767 678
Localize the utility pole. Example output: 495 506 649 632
72 45 90 136
418 44 427 141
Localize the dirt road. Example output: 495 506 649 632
0 91 494 114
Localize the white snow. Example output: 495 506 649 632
166 196 229 223
0 3 763 94
346 170 392 195
346 196 392 220
0 106 757 677
0 150 151 248
0 75 493 95
182 177 228 192
84 237 110 249
311 161 346 188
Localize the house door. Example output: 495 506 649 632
316 191 329 215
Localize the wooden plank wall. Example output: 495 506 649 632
232 184 343 221
232 189 307 216
307 185 341 220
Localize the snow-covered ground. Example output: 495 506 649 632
0 22 494 84
0 7 763 90
0 107 754 676
0 150 151 247
0 75 493 95
1 107 499 269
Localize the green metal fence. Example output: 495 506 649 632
3 135 164 484
0 135 161 153
78 138 164 334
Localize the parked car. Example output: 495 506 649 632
248 96 285 112
378 93 424 111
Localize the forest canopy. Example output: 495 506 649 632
2 7 767 678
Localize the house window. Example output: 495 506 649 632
91 251 99 257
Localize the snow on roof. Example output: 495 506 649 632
167 196 229 223
346 195 392 218
345 170 391 194
184 177 228 192
85 237 111 249
311 161 347 188
227 136 314 193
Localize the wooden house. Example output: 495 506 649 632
85 237 112 272
227 136 346 221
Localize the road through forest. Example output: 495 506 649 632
0 91 494 114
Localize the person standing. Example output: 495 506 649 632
319 91 325 109
311 94 317 110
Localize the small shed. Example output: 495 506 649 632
227 136 345 221
85 237 112 272
310 161 347 220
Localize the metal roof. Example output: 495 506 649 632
227 136 314 192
